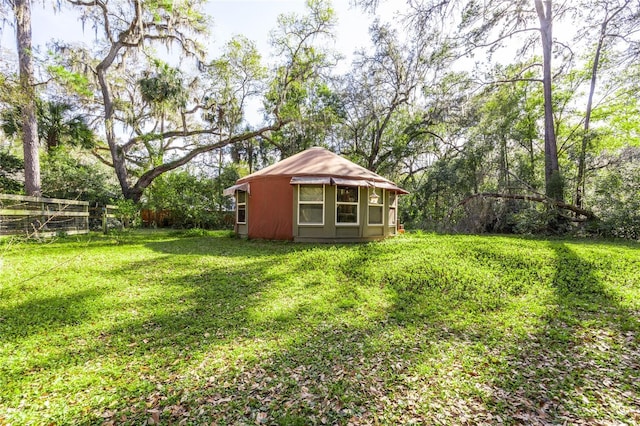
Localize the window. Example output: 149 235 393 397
298 185 324 225
336 186 359 225
388 192 397 227
237 190 247 224
368 188 383 226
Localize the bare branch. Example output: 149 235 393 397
451 192 598 220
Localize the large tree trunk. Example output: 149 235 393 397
95 41 138 201
534 0 563 202
14 0 41 196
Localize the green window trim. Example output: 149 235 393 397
368 188 384 226
336 185 359 225
298 184 325 226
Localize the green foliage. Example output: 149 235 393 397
205 36 265 130
114 199 141 229
0 232 638 424
405 140 490 230
546 171 565 201
138 60 187 111
0 150 24 194
0 107 20 138
46 65 93 98
264 0 337 143
592 148 640 240
144 168 238 229
41 150 118 205
1 100 96 152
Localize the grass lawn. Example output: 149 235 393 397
1 230 639 425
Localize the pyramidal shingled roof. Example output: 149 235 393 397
237 147 394 184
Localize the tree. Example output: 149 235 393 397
41 149 117 205
452 0 567 200
144 168 238 229
261 0 339 159
1 100 96 152
11 0 41 196
61 0 336 202
338 22 440 177
573 0 640 209
359 1 568 199
533 0 563 201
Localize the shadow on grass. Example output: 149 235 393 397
480 242 640 424
0 289 103 340
2 233 639 425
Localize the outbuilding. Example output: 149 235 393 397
223 147 408 242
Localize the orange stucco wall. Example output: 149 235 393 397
247 176 294 240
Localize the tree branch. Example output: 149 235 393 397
451 192 598 220
131 120 291 194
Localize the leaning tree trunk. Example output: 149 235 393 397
575 36 602 210
14 0 41 196
95 41 141 202
575 1 629 210
535 0 563 202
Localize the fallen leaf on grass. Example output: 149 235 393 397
147 409 160 425
100 410 114 418
255 411 267 424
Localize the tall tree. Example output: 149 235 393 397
62 0 335 202
454 0 567 200
262 0 339 159
359 0 568 201
339 22 440 176
533 0 562 201
574 0 640 209
12 0 41 196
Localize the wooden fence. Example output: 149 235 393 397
0 193 89 237
89 204 120 233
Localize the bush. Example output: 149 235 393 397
592 148 640 240
143 167 239 229
0 150 24 194
41 149 118 205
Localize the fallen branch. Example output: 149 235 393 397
451 192 598 221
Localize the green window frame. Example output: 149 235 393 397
298 184 325 225
368 188 384 226
336 185 359 225
388 192 397 227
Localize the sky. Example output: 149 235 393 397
0 0 403 72
207 0 384 63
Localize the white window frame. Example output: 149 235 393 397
388 192 397 227
236 190 247 224
336 185 359 226
298 184 325 226
367 187 384 227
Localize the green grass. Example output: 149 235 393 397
1 230 639 425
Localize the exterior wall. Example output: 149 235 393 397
236 222 249 238
247 176 294 240
293 185 399 243
232 179 401 242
